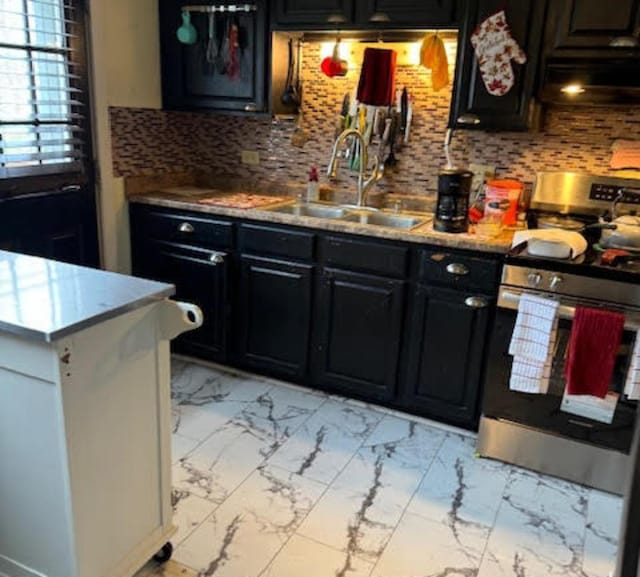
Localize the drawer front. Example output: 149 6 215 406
320 235 409 278
137 207 234 249
239 224 315 260
419 248 501 292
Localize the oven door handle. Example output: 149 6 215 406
499 290 640 331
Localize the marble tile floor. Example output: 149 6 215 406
136 358 623 577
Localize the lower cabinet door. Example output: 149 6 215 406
312 268 405 401
237 256 313 379
134 242 228 361
402 285 492 428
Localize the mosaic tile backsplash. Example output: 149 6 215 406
110 41 640 198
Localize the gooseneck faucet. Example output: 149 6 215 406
327 128 384 208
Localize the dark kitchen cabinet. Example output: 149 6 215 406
273 0 355 27
545 0 640 51
272 0 457 29
237 256 313 379
311 269 405 402
159 0 268 113
449 0 547 130
0 189 99 267
134 240 229 360
356 0 457 28
402 285 492 428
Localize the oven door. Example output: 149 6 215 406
483 287 638 453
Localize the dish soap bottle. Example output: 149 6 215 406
307 166 319 202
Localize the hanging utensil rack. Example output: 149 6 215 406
182 3 257 13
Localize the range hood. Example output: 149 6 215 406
540 55 640 104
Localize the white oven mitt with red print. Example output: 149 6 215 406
470 10 526 96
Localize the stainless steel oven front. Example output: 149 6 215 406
478 271 640 495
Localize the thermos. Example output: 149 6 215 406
434 169 473 234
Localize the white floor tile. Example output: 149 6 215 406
267 400 383 484
583 489 623 577
372 512 487 577
263 534 374 577
170 488 218 545
174 466 326 577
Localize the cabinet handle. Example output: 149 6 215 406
456 114 481 125
244 103 257 112
209 253 225 265
465 296 489 309
446 263 469 276
179 222 194 234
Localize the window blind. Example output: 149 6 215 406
0 0 86 178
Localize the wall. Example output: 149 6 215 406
110 40 640 202
90 0 161 273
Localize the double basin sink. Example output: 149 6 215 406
263 201 431 230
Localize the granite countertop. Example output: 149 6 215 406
128 188 515 254
0 250 174 342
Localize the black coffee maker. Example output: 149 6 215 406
434 169 473 234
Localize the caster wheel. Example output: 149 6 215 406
153 542 173 564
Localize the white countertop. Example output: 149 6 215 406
0 251 174 342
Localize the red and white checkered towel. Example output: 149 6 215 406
508 294 559 394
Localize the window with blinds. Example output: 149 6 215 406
0 0 87 179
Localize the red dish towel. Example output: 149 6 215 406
357 47 397 106
565 307 625 398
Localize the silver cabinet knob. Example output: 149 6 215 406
369 11 391 22
446 263 470 276
244 103 257 112
465 296 489 309
527 272 542 287
209 253 225 265
179 222 194 234
326 13 347 23
550 274 564 291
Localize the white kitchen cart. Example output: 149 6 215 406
0 251 202 577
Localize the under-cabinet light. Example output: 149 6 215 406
561 84 585 95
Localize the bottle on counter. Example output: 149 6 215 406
307 166 319 202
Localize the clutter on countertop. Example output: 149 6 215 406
511 229 589 259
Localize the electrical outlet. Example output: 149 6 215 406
469 163 496 192
241 150 260 166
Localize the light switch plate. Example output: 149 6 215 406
241 150 260 166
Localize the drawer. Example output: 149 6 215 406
136 207 234 249
320 236 409 278
419 248 501 292
239 224 315 260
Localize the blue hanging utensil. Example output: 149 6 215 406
176 10 197 45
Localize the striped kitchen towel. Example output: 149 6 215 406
625 334 640 400
509 294 560 394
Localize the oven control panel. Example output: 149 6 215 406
590 183 640 204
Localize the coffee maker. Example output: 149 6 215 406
434 169 473 234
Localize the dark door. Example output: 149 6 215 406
236 256 313 379
356 0 456 27
449 0 547 130
159 0 267 113
134 241 228 361
273 0 355 27
0 188 99 267
547 0 640 50
402 285 491 428
312 268 405 401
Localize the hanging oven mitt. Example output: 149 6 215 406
470 10 526 96
420 34 449 91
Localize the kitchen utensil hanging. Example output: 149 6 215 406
321 37 348 78
177 10 198 44
281 38 300 108
181 3 257 13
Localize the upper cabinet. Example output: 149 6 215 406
272 0 458 29
356 0 457 28
449 0 547 131
545 0 640 52
274 0 355 27
159 0 268 114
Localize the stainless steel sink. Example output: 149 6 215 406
341 212 427 230
265 203 350 219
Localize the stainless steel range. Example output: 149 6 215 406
478 171 640 495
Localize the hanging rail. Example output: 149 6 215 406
182 4 257 13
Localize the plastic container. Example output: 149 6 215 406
485 179 523 226
307 166 319 202
475 201 504 238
